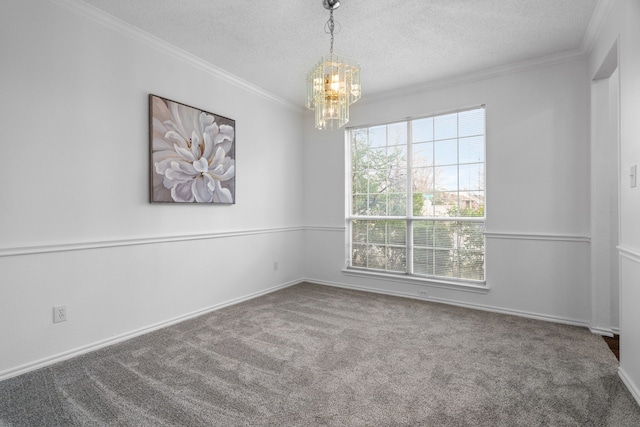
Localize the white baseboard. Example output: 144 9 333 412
0 279 303 382
619 367 640 407
589 326 616 337
304 278 590 329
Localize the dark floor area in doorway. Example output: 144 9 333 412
604 335 620 360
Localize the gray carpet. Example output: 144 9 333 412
1 282 639 426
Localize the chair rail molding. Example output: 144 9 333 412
0 227 305 258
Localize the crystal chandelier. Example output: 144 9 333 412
306 0 361 130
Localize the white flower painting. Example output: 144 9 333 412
150 95 235 203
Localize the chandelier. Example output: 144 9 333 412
306 0 361 130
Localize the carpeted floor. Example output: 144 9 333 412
1 282 639 426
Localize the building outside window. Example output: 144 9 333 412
347 106 485 283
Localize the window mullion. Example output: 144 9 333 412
406 120 413 275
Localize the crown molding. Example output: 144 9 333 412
358 49 587 106
50 0 302 112
581 0 616 55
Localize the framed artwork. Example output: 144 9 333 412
149 94 235 204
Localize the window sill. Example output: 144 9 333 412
341 268 490 294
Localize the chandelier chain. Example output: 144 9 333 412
324 9 340 55
329 10 334 54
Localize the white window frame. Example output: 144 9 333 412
345 106 486 288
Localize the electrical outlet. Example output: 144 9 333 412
53 305 67 323
273 261 278 271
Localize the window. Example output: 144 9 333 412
347 106 485 283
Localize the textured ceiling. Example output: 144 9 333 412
78 0 599 107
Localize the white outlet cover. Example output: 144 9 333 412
53 305 67 323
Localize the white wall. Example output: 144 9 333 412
589 0 640 406
0 0 304 378
304 58 592 325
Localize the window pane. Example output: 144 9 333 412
369 195 387 216
458 250 484 280
366 147 388 171
458 108 485 137
413 248 434 275
349 220 408 273
412 142 433 168
434 249 452 276
413 220 455 248
412 167 434 194
369 248 387 270
463 222 486 248
412 167 435 217
352 220 368 243
389 173 407 193
369 221 386 244
351 129 368 150
387 221 407 245
434 222 454 248
460 191 484 215
388 146 408 192
434 166 458 191
369 126 386 147
352 171 367 194
386 247 407 272
431 192 457 215
459 136 484 164
351 244 368 267
413 221 433 246
388 193 406 216
387 122 407 147
413 192 431 216
459 163 484 191
352 195 368 215
412 117 433 143
434 113 457 140
351 146 363 172
434 139 458 166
